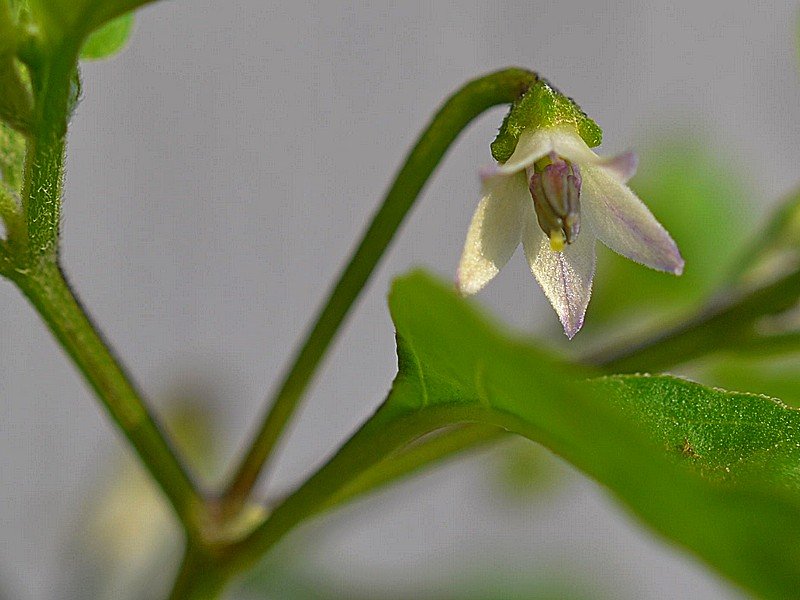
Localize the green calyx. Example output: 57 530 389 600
490 78 603 163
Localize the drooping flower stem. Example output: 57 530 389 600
220 68 540 510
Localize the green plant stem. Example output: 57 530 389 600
21 43 77 261
323 422 503 513
4 35 206 536
221 68 539 508
174 419 502 598
168 543 228 600
727 331 800 357
226 405 488 576
14 262 204 534
8 36 204 535
588 270 800 372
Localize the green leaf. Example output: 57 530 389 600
240 271 800 600
79 12 133 60
29 0 154 46
0 4 33 133
380 272 800 598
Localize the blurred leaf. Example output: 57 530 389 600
728 188 800 290
29 0 155 46
80 12 133 60
587 137 749 331
60 402 219 600
695 354 800 408
0 2 14 41
0 49 33 133
0 120 25 191
367 272 800 599
0 95 25 231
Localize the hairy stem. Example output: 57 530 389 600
7 37 205 536
222 68 539 508
20 43 76 262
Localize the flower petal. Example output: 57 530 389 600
581 166 684 274
549 127 601 165
456 173 528 295
522 218 597 339
598 150 638 183
497 128 553 174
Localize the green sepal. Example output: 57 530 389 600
490 78 602 163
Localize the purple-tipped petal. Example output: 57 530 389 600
456 173 529 295
599 150 638 183
522 220 597 339
581 166 684 275
479 164 500 183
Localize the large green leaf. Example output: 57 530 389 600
373 273 800 597
244 271 800 598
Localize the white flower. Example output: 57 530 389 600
456 125 684 338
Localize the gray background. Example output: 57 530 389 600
2 0 799 598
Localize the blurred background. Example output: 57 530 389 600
2 1 799 598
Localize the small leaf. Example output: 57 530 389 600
80 12 133 60
729 187 800 290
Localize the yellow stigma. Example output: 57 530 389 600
549 230 566 252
